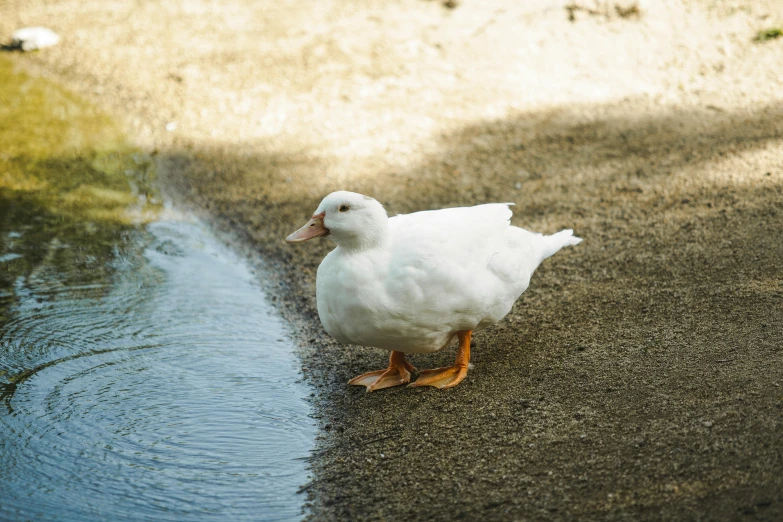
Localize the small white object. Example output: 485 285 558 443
165 122 178 132
11 27 60 51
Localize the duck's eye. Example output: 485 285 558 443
339 205 350 212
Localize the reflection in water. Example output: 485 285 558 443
0 56 314 521
1 217 315 522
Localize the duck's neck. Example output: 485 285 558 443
333 216 390 253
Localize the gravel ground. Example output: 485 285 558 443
2 0 782 519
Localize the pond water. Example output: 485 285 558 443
0 58 314 521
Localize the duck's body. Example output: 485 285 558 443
287 191 581 391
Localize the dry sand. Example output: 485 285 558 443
2 0 783 519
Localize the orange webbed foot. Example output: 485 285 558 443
409 330 472 390
348 351 416 392
408 364 468 389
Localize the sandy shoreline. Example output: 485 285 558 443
3 0 783 519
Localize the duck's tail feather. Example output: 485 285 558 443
540 229 582 261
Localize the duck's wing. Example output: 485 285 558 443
388 203 514 258
384 204 523 328
386 204 581 326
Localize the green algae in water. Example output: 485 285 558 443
0 55 160 224
0 56 162 296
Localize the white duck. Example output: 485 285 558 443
286 191 581 391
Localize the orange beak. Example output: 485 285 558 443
286 211 329 243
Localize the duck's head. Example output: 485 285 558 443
286 191 388 250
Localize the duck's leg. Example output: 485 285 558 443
348 351 417 392
409 330 471 389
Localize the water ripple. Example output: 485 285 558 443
0 217 314 522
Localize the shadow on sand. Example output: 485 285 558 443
156 98 783 520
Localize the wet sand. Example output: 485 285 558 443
3 0 782 519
